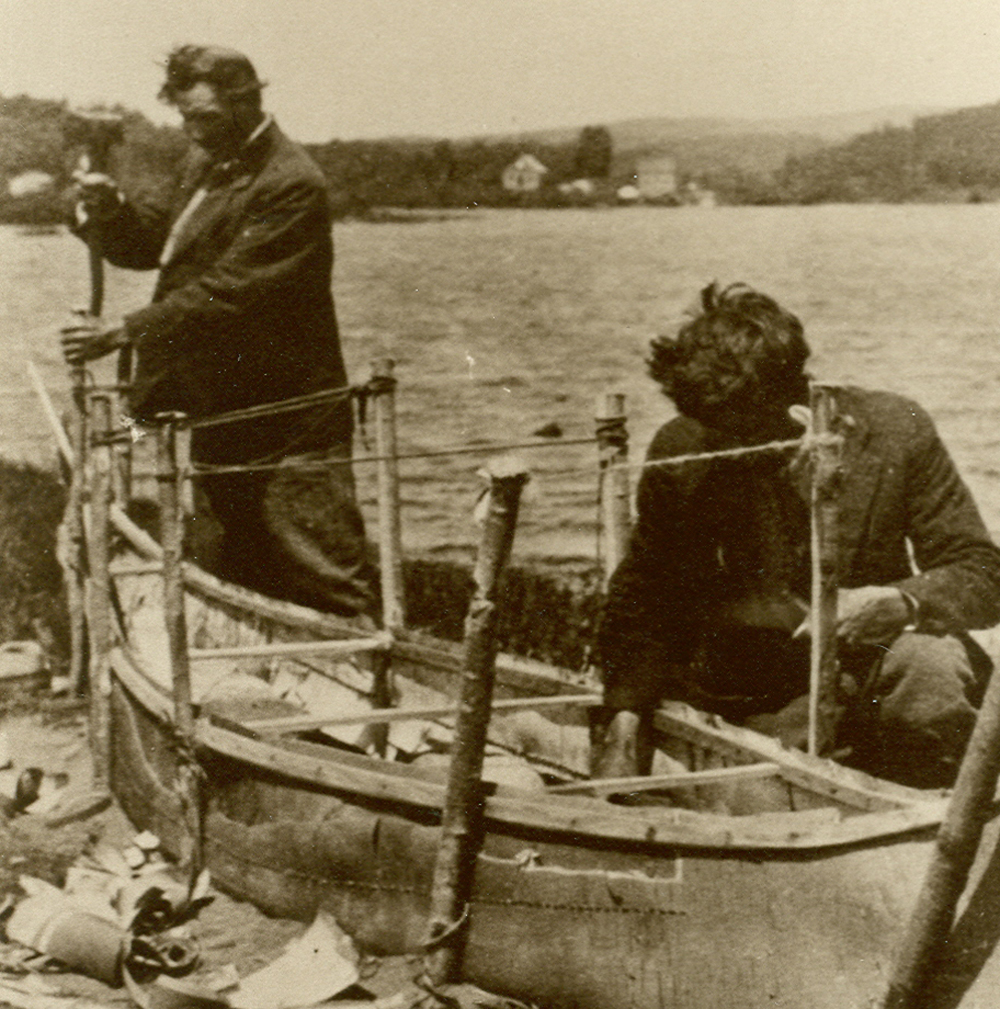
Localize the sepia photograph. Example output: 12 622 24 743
2 2 1000 1006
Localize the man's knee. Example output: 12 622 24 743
849 632 991 787
873 632 982 733
590 708 653 778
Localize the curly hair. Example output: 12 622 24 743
647 282 811 426
158 45 266 107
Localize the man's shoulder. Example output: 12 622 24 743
261 123 327 190
840 385 933 436
646 414 711 460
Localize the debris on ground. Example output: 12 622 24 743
0 699 536 1009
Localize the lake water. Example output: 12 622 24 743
4 204 1000 564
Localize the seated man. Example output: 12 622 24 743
595 282 1000 788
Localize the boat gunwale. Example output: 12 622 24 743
108 632 948 854
106 514 954 853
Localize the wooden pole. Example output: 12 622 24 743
370 359 404 752
111 392 133 509
807 382 842 756
156 415 200 868
85 394 113 787
372 357 405 632
424 458 530 986
882 664 1000 1007
66 369 89 695
595 392 631 591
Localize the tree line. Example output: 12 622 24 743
3 93 1000 225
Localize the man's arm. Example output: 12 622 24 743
895 401 1000 634
597 418 716 710
70 171 174 271
119 175 326 361
120 177 328 353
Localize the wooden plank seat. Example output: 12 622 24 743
187 635 391 660
241 692 602 735
546 762 784 797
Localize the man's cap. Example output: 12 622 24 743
160 45 266 99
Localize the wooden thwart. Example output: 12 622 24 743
188 635 391 661
243 691 601 734
547 761 783 796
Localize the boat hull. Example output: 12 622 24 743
105 656 1000 1009
99 548 1000 1009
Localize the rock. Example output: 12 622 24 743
531 422 563 438
0 641 48 695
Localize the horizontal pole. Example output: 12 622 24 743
242 691 601 734
547 761 783 796
189 634 391 661
110 561 165 576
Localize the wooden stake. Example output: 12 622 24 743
156 416 200 868
86 394 113 787
372 357 405 632
882 661 1000 1007
807 383 842 757
424 458 529 986
66 368 89 695
156 419 193 740
371 358 404 753
595 392 630 591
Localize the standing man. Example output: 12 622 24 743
62 45 375 619
595 282 1000 787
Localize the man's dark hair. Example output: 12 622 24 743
158 45 265 108
647 282 811 425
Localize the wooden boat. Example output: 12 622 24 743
54 372 1000 1009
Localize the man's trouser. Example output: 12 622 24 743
598 629 991 788
189 443 376 620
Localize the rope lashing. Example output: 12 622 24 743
624 435 807 474
352 372 396 451
184 435 600 479
185 381 358 431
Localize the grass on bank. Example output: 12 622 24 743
0 459 69 674
0 457 604 685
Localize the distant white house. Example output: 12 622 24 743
502 154 549 193
681 180 717 207
635 155 678 201
7 170 54 197
557 178 595 197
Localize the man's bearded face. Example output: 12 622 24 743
174 82 243 160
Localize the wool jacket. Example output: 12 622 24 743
599 386 1000 696
96 121 351 464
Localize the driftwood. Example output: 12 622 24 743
882 652 1000 1007
424 459 530 985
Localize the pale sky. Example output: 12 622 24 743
2 0 1000 142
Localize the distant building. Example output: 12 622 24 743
635 155 678 202
557 178 596 197
616 184 641 204
7 171 54 197
502 153 549 193
681 180 717 207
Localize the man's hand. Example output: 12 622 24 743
71 169 123 226
60 312 128 366
836 585 913 647
793 584 914 646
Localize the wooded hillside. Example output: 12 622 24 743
777 103 1000 202
3 93 1000 223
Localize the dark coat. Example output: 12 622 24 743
598 386 1000 707
98 121 351 464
